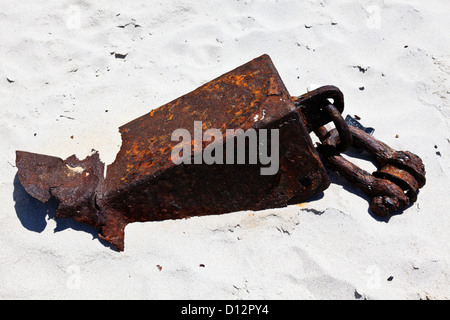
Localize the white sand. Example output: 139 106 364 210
1 0 449 299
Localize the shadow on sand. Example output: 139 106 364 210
12 173 114 249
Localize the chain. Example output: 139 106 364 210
294 86 426 217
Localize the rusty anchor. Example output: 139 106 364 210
15 54 426 251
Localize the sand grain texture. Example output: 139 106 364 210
1 0 449 299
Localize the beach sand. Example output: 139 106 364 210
1 0 449 299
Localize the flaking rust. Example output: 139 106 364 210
16 55 331 251
15 54 426 251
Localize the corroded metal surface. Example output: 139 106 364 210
15 54 426 251
16 54 330 251
16 151 104 226
316 125 426 217
292 85 344 133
